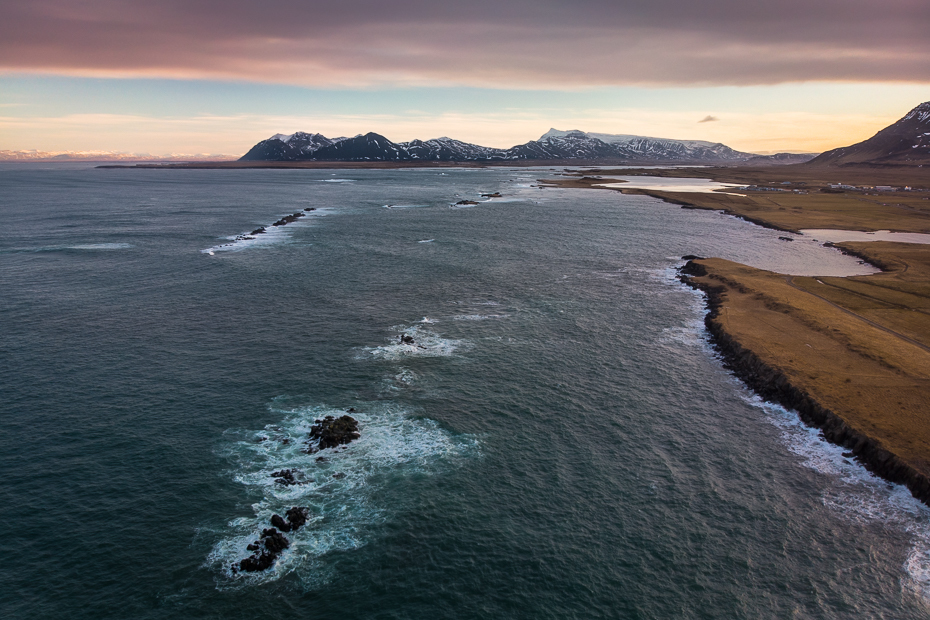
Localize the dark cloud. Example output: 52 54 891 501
698 116 719 123
1 1 928 86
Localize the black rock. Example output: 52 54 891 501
306 414 360 451
261 528 290 553
251 227 266 235
778 236 795 242
285 506 309 531
239 552 275 572
270 514 292 532
272 468 301 485
681 255 704 260
304 207 316 211
237 528 291 572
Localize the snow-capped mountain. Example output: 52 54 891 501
240 132 345 160
809 101 930 166
239 129 756 163
538 129 751 161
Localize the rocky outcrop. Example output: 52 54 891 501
272 212 305 226
306 415 360 453
237 527 290 572
680 260 930 506
235 507 312 572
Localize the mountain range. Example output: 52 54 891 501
240 129 799 164
809 101 930 166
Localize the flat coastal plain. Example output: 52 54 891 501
545 165 930 502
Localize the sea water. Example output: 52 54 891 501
0 163 925 618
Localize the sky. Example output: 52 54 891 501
2 0 930 156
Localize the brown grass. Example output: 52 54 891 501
688 255 930 477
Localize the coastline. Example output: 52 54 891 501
535 163 930 506
680 256 930 505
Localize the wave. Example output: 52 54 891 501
2 242 134 253
206 403 477 588
745 395 930 602
451 314 509 321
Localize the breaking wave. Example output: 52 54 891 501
746 395 930 602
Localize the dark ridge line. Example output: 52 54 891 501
679 260 930 507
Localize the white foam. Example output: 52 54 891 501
206 403 477 587
360 324 469 360
451 314 509 321
418 239 435 243
318 179 355 183
744 395 930 601
65 243 134 250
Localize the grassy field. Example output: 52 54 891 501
687 252 930 479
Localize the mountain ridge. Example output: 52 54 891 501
239 129 759 164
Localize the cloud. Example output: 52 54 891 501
698 115 719 123
0 1 928 88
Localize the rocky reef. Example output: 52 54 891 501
234 411 362 573
236 507 311 573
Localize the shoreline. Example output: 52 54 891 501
93 158 708 170
679 256 930 506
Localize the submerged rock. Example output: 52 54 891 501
271 468 299 485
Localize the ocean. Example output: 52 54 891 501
1 163 928 618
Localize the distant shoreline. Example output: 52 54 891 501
95 159 741 170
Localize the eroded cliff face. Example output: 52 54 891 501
680 258 930 506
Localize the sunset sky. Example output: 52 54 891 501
2 0 929 156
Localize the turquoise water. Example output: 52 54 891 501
1 164 927 618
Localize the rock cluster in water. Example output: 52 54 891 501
234 410 361 573
454 200 479 206
306 415 360 452
236 507 310 573
272 212 305 226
